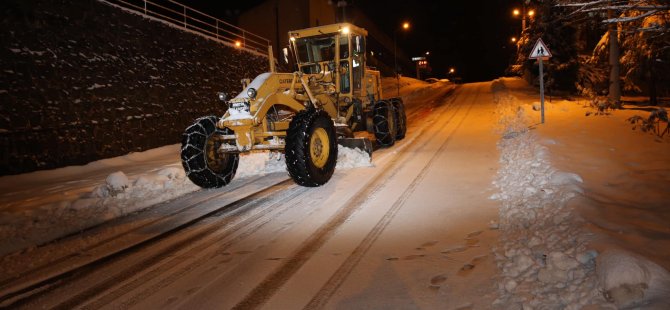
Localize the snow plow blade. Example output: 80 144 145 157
338 137 373 157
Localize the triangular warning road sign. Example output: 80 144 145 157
529 38 552 59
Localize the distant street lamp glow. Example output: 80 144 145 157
395 21 411 96
513 6 534 31
425 51 430 55
511 37 517 43
449 68 455 74
235 41 242 48
341 26 350 34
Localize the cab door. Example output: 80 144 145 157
338 34 351 95
351 34 365 97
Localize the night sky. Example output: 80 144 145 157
188 0 521 83
357 0 521 82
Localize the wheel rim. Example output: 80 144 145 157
205 135 227 172
310 127 330 169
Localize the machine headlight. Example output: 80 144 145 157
246 88 257 99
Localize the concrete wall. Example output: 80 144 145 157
0 0 269 175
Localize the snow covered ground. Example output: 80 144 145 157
2 76 669 309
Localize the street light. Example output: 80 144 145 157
511 37 517 43
512 6 535 31
394 21 410 97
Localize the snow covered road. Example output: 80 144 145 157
2 80 506 309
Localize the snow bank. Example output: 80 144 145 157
0 145 371 257
489 79 608 308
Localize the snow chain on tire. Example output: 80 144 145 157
373 100 397 147
285 109 338 187
181 116 239 188
391 98 407 140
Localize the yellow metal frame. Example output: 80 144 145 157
217 23 383 153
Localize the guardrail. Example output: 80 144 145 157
102 0 271 56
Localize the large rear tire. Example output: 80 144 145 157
373 100 397 147
391 98 407 140
285 109 338 187
181 116 238 188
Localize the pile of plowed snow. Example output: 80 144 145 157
0 145 371 257
489 79 670 309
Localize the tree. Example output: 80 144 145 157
557 0 670 105
508 1 580 93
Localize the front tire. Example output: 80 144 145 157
373 100 397 147
181 116 238 188
285 109 338 187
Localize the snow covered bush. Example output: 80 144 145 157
628 108 669 138
585 96 618 116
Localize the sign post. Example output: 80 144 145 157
529 38 552 124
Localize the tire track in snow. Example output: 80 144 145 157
231 85 469 310
304 83 481 309
79 183 312 309
0 174 270 307
4 177 300 309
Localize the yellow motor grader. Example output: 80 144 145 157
181 23 406 188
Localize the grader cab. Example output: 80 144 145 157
181 23 407 188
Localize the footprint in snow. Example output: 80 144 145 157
441 245 468 254
164 296 179 306
458 263 476 276
471 254 488 264
185 286 200 296
457 255 488 276
455 303 473 310
466 230 483 238
430 274 448 285
464 238 479 247
416 240 439 250
403 254 426 260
